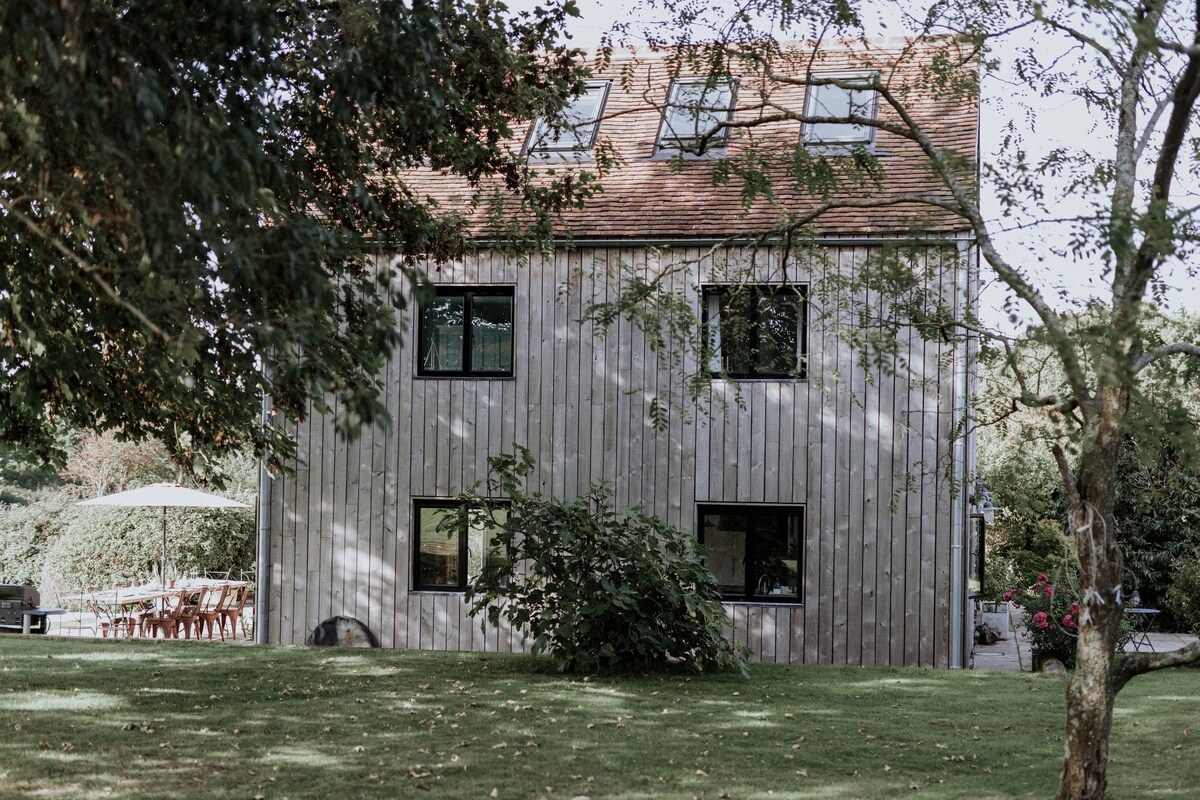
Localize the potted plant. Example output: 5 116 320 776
979 597 1011 640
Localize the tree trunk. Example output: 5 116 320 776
1057 600 1120 799
1056 394 1127 800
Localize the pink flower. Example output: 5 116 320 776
1033 611 1049 629
1012 602 1022 609
1062 614 1076 628
1002 589 1017 601
1069 602 1081 615
1044 585 1055 597
1037 573 1049 584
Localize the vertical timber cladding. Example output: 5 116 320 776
268 243 965 666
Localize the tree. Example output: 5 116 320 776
601 1 1200 797
0 0 595 475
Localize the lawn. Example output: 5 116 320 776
0 638 1195 799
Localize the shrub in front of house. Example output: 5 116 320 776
462 447 748 676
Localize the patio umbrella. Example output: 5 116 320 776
77 483 250 589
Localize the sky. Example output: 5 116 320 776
506 0 1200 335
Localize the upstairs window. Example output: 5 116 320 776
703 285 806 379
525 81 611 154
802 72 878 148
418 287 514 377
700 506 804 602
413 501 509 592
655 78 736 156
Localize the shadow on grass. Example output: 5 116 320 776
0 638 1196 799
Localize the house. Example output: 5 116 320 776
261 38 980 668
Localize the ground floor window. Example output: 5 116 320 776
413 501 508 591
699 505 803 602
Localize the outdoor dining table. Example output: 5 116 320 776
60 579 251 637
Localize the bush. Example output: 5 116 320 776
1164 553 1200 635
463 447 747 676
985 517 1071 600
1005 574 1132 670
0 493 74 584
39 489 255 600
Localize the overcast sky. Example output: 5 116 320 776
507 0 1200 335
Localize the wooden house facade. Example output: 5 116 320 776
261 39 980 668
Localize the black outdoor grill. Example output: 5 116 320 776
0 584 42 630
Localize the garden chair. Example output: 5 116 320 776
195 585 230 640
176 587 208 639
141 591 188 639
219 584 250 640
87 597 122 639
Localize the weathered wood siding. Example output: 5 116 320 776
268 244 968 667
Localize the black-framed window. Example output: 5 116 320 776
525 81 611 154
702 284 806 378
413 501 509 591
699 506 804 602
655 78 736 156
802 72 878 148
418 287 514 377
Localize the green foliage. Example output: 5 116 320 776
986 518 1071 602
1114 433 1200 626
0 443 63 505
1007 575 1130 670
0 492 74 584
37 500 254 598
1164 553 1200 636
0 0 594 472
0 434 257 595
463 447 747 675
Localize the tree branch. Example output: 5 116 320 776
1031 6 1123 73
1134 342 1200 371
1113 640 1200 693
1052 443 1082 511
870 81 1096 411
0 195 170 342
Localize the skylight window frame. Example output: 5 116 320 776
653 76 739 158
801 71 880 150
523 80 612 156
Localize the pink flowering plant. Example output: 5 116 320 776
1004 574 1131 669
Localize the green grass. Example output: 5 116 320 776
0 638 1196 799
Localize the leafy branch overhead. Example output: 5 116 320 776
0 0 596 472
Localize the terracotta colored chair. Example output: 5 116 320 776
195 585 230 641
219 584 251 640
141 592 188 639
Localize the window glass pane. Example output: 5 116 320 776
662 81 732 151
421 295 464 372
466 508 509 583
470 295 513 373
755 291 801 374
417 506 459 586
809 83 874 143
530 85 606 150
717 290 755 374
750 514 800 598
702 512 748 595
705 292 723 373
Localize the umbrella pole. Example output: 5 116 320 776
161 507 168 592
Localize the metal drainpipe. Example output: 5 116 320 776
254 390 272 646
948 240 972 668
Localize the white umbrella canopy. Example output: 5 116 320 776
78 483 251 588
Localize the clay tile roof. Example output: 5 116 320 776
405 38 977 241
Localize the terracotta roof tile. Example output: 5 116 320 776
405 39 977 240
